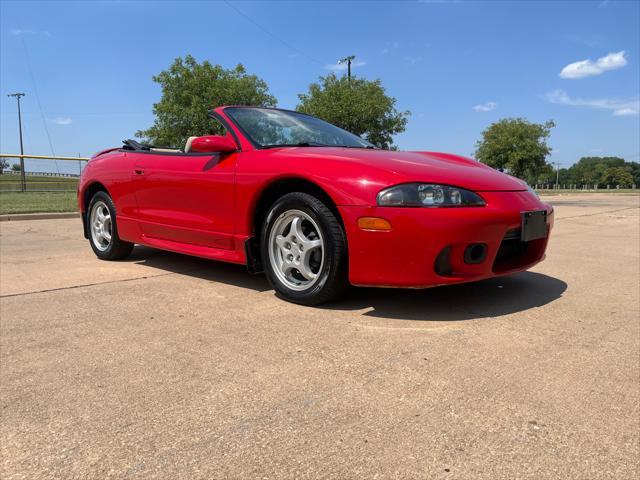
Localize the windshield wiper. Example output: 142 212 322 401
261 142 378 150
261 142 332 149
340 145 377 149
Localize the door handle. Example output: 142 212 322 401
134 168 144 175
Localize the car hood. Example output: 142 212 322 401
273 147 527 192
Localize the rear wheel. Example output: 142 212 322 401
261 192 347 305
87 191 133 260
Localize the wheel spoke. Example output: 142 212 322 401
275 234 288 250
302 238 322 250
290 216 308 242
280 255 295 276
297 259 317 281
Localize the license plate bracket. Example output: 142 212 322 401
521 210 547 242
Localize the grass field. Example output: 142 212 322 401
0 174 78 192
0 192 77 214
0 175 78 214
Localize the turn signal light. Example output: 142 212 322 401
357 217 392 231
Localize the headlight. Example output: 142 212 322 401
377 183 485 207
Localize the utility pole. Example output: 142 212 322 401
338 55 356 82
552 161 561 190
7 93 26 192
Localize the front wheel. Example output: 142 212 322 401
261 192 348 305
87 191 133 260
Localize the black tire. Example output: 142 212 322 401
87 191 133 260
261 192 348 306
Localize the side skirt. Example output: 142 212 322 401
116 215 250 266
139 234 247 265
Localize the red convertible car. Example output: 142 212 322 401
79 106 553 305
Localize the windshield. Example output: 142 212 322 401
225 107 375 149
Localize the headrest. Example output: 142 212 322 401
184 136 199 153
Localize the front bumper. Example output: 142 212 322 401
338 190 553 288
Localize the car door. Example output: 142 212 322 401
130 149 237 250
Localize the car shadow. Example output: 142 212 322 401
125 246 272 292
324 272 567 321
125 246 567 322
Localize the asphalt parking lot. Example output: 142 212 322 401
1 194 639 479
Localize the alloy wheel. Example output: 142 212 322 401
90 200 112 251
268 209 325 291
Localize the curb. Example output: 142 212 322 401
0 212 79 222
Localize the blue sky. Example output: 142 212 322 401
1 0 639 173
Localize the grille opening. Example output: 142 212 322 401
502 228 521 241
434 246 452 276
495 239 528 263
493 228 530 272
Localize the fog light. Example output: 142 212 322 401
463 243 487 264
357 217 392 231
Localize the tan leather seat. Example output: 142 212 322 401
184 136 198 153
150 147 181 153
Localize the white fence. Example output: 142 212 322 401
1 154 90 192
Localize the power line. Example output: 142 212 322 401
20 35 60 173
222 0 324 65
6 93 26 191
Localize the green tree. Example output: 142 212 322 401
137 55 277 148
557 167 572 186
601 167 634 188
0 158 9 174
11 163 21 172
474 118 555 183
296 73 409 149
533 162 555 185
629 162 640 186
566 157 634 186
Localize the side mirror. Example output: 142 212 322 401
190 135 237 153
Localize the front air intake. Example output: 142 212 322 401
463 243 487 264
434 246 452 276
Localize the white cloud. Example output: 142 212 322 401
472 101 497 112
566 34 603 48
11 28 51 37
50 117 72 125
325 60 366 71
613 108 638 116
544 89 639 116
560 51 628 79
382 41 400 54
403 55 422 64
